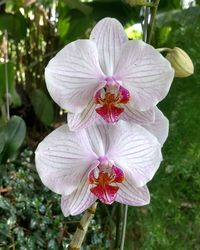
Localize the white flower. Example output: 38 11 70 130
45 17 174 132
35 120 162 216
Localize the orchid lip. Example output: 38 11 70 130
94 81 130 124
88 161 125 204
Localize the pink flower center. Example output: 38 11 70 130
88 162 124 204
94 83 130 123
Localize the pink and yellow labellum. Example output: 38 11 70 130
94 84 130 123
88 162 124 204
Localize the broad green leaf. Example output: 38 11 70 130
30 89 54 126
57 17 70 38
0 11 27 41
65 16 92 42
0 131 5 154
0 116 26 163
157 26 172 47
63 0 93 15
0 62 21 107
5 116 26 151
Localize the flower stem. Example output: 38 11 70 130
142 5 150 42
114 203 123 249
4 30 10 120
147 0 160 44
68 202 97 250
157 47 173 52
120 205 128 250
128 0 154 7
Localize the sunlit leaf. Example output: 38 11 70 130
0 62 21 107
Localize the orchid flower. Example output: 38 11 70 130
45 17 174 131
35 121 162 216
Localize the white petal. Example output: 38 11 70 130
45 40 105 113
108 121 162 187
35 125 98 195
61 173 97 216
142 107 169 145
84 121 110 156
116 182 150 206
90 17 128 76
68 99 99 131
122 104 155 124
115 40 174 111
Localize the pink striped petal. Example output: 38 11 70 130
115 40 174 111
45 40 105 113
35 125 98 195
61 173 97 217
67 99 99 131
122 104 155 124
84 121 109 156
142 107 169 145
90 17 128 75
116 183 150 206
107 121 162 187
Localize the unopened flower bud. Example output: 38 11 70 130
166 47 194 78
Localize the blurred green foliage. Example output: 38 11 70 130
0 0 200 249
0 150 109 249
126 5 200 250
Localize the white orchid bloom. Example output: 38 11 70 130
45 17 174 133
35 121 162 216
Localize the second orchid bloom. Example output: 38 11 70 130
35 121 162 216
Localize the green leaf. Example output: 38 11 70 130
0 196 14 211
0 131 5 154
0 223 10 238
0 11 27 41
157 26 172 47
30 89 54 126
88 1 136 24
0 62 21 107
63 0 93 15
0 116 26 163
66 16 92 42
57 17 70 39
5 116 26 152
